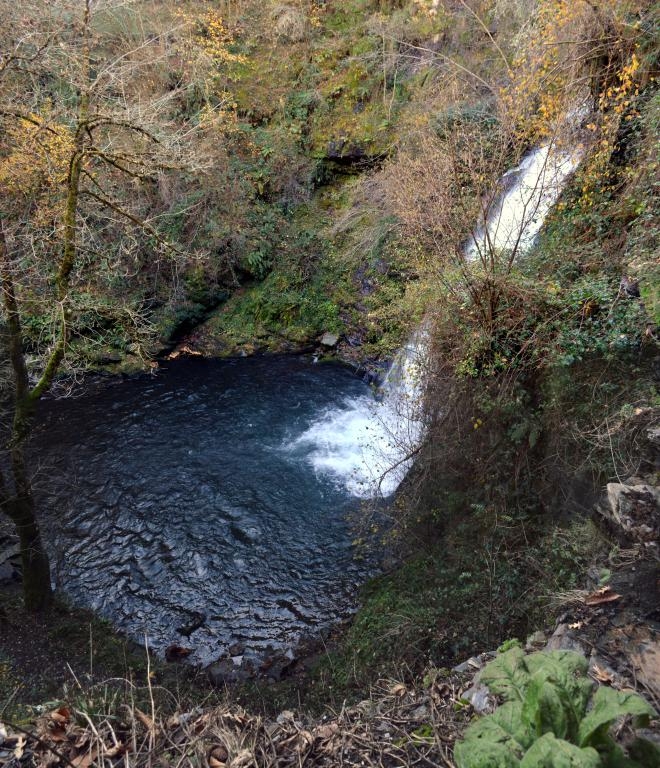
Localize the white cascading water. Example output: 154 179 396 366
291 330 429 498
290 140 584 498
465 144 583 259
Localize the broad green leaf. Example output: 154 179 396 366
490 702 535 750
526 651 589 680
460 703 530 757
454 737 521 768
520 733 600 768
480 648 531 703
526 651 594 741
578 687 657 748
522 677 569 739
525 651 593 740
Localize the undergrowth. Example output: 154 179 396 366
310 514 607 695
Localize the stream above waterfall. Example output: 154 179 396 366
33 356 377 667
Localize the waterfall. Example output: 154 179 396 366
291 141 583 498
290 330 428 498
465 144 583 260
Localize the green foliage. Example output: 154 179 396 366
553 276 647 367
498 639 524 654
455 649 657 768
518 734 600 768
317 509 605 694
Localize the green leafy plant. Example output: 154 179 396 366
454 648 657 768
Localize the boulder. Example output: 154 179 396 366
176 611 206 637
461 683 496 714
165 644 193 662
545 623 586 654
326 139 367 164
230 522 261 545
0 541 20 583
597 482 660 544
320 332 339 348
525 630 547 651
259 647 297 680
228 641 246 657
0 562 14 583
0 542 19 565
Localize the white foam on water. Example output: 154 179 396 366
291 333 428 498
292 140 584 498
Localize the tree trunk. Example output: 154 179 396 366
1 222 53 610
10 494 52 611
9 436 53 610
0 456 53 611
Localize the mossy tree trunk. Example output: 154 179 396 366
1 0 196 610
0 1 89 611
0 223 54 610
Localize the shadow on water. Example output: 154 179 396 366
32 356 376 667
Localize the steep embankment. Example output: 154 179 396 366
73 0 527 370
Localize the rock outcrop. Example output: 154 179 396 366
597 480 660 546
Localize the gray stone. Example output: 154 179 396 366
453 653 493 673
230 523 260 545
0 562 14 582
526 631 547 650
597 482 660 543
260 647 296 680
0 544 19 565
462 683 496 714
228 641 246 656
647 425 660 448
207 657 255 686
545 623 586 654
320 332 339 348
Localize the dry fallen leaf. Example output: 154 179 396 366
48 725 68 743
584 587 621 606
73 730 91 750
390 683 407 697
13 736 25 759
569 621 584 630
134 708 155 731
315 723 339 740
104 743 127 759
433 683 451 699
50 707 71 725
208 745 229 767
591 664 614 684
297 730 313 749
231 748 254 767
71 749 96 768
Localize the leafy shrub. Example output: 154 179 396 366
454 648 657 768
553 276 647 367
